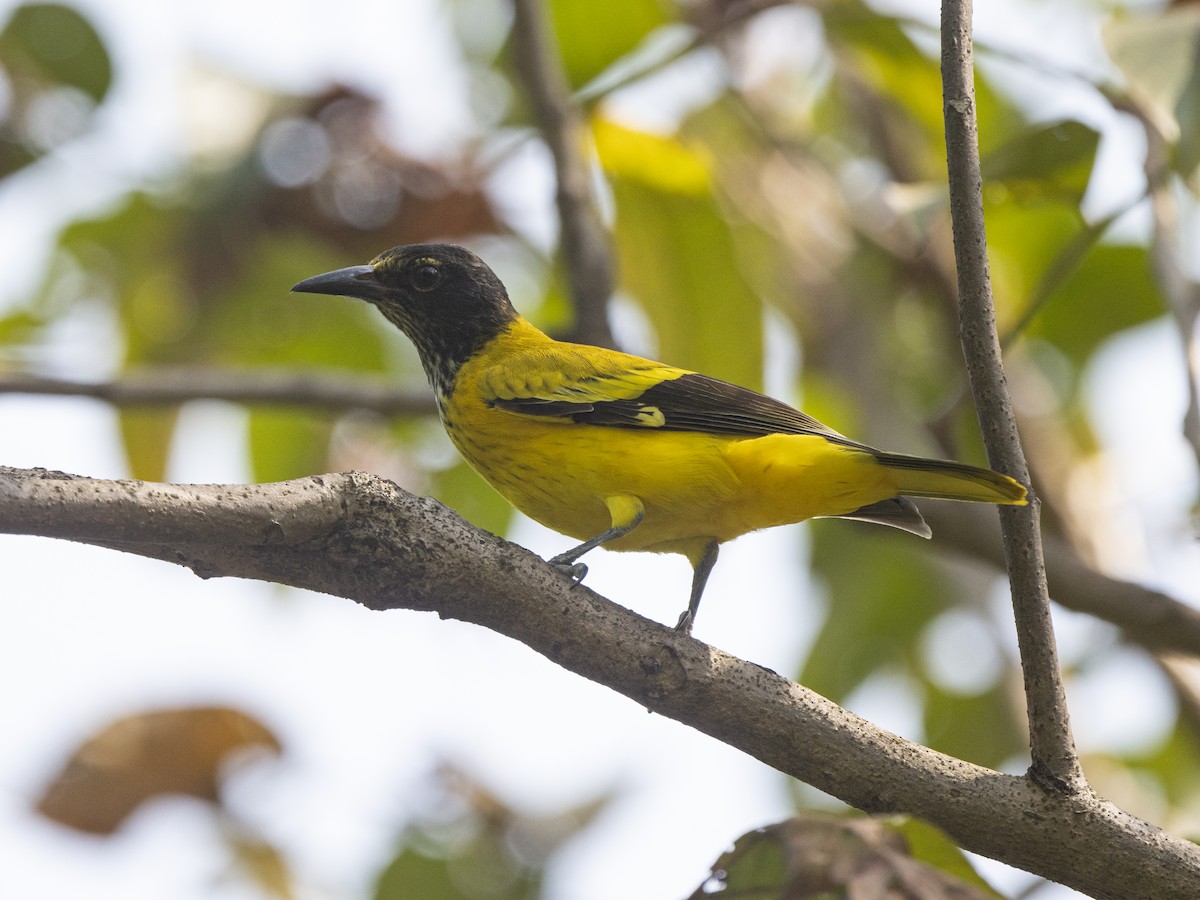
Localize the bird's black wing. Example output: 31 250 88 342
493 371 862 445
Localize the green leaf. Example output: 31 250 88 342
0 3 112 102
822 2 1024 172
595 119 764 388
1104 8 1200 179
923 683 1025 770
203 237 394 374
549 0 670 89
429 457 515 538
1127 716 1200 810
981 120 1100 206
982 200 1081 332
247 408 332 484
374 847 463 900
802 527 949 701
118 408 179 482
0 308 43 344
890 817 1004 896
0 3 112 175
698 828 789 898
1029 244 1165 369
693 814 1000 899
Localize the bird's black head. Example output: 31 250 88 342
292 244 518 392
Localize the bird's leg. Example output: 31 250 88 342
548 495 644 586
674 539 720 634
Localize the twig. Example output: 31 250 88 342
3 465 1199 898
1139 112 1200 471
509 0 615 349
0 370 436 416
940 0 1084 793
925 503 1200 658
573 0 788 107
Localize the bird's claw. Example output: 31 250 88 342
674 610 694 634
550 558 588 587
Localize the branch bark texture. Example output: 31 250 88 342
940 0 1083 793
3 465 1200 898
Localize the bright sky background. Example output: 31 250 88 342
1 1 1197 898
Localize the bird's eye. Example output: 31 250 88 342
410 264 441 292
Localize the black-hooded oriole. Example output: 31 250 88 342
293 244 1026 633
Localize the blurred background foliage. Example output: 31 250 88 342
2 0 1199 897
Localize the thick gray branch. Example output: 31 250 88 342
2 465 1199 898
940 0 1083 792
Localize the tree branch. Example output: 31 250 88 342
0 370 436 417
940 0 1084 793
1140 112 1200 472
509 0 616 348
9 371 1189 660
2 464 1199 898
925 503 1200 657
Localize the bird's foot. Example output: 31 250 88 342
549 556 588 588
674 610 694 634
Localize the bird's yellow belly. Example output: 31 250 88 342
443 400 897 556
446 412 737 550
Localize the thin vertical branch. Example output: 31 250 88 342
1142 118 1200 471
509 0 616 349
940 0 1085 793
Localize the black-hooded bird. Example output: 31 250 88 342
293 244 1026 633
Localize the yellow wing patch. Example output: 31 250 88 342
478 345 689 408
633 406 665 427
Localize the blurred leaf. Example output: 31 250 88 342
430 457 516 537
0 3 112 175
374 763 613 900
1104 8 1200 178
823 2 1023 177
119 407 179 482
983 200 1081 332
226 832 295 900
375 848 465 900
982 120 1100 205
1028 244 1165 369
699 826 789 897
1176 43 1200 183
803 527 949 701
36 706 281 835
1127 712 1200 818
0 3 112 101
690 813 999 899
923 683 1024 770
596 114 711 193
595 118 764 387
204 237 393 373
0 308 44 346
549 0 670 89
249 408 332 483
890 817 1004 895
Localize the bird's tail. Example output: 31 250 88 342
874 451 1028 505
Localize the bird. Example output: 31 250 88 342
293 244 1027 634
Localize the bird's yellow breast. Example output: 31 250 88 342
439 319 896 557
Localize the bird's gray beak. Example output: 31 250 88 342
292 265 381 301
